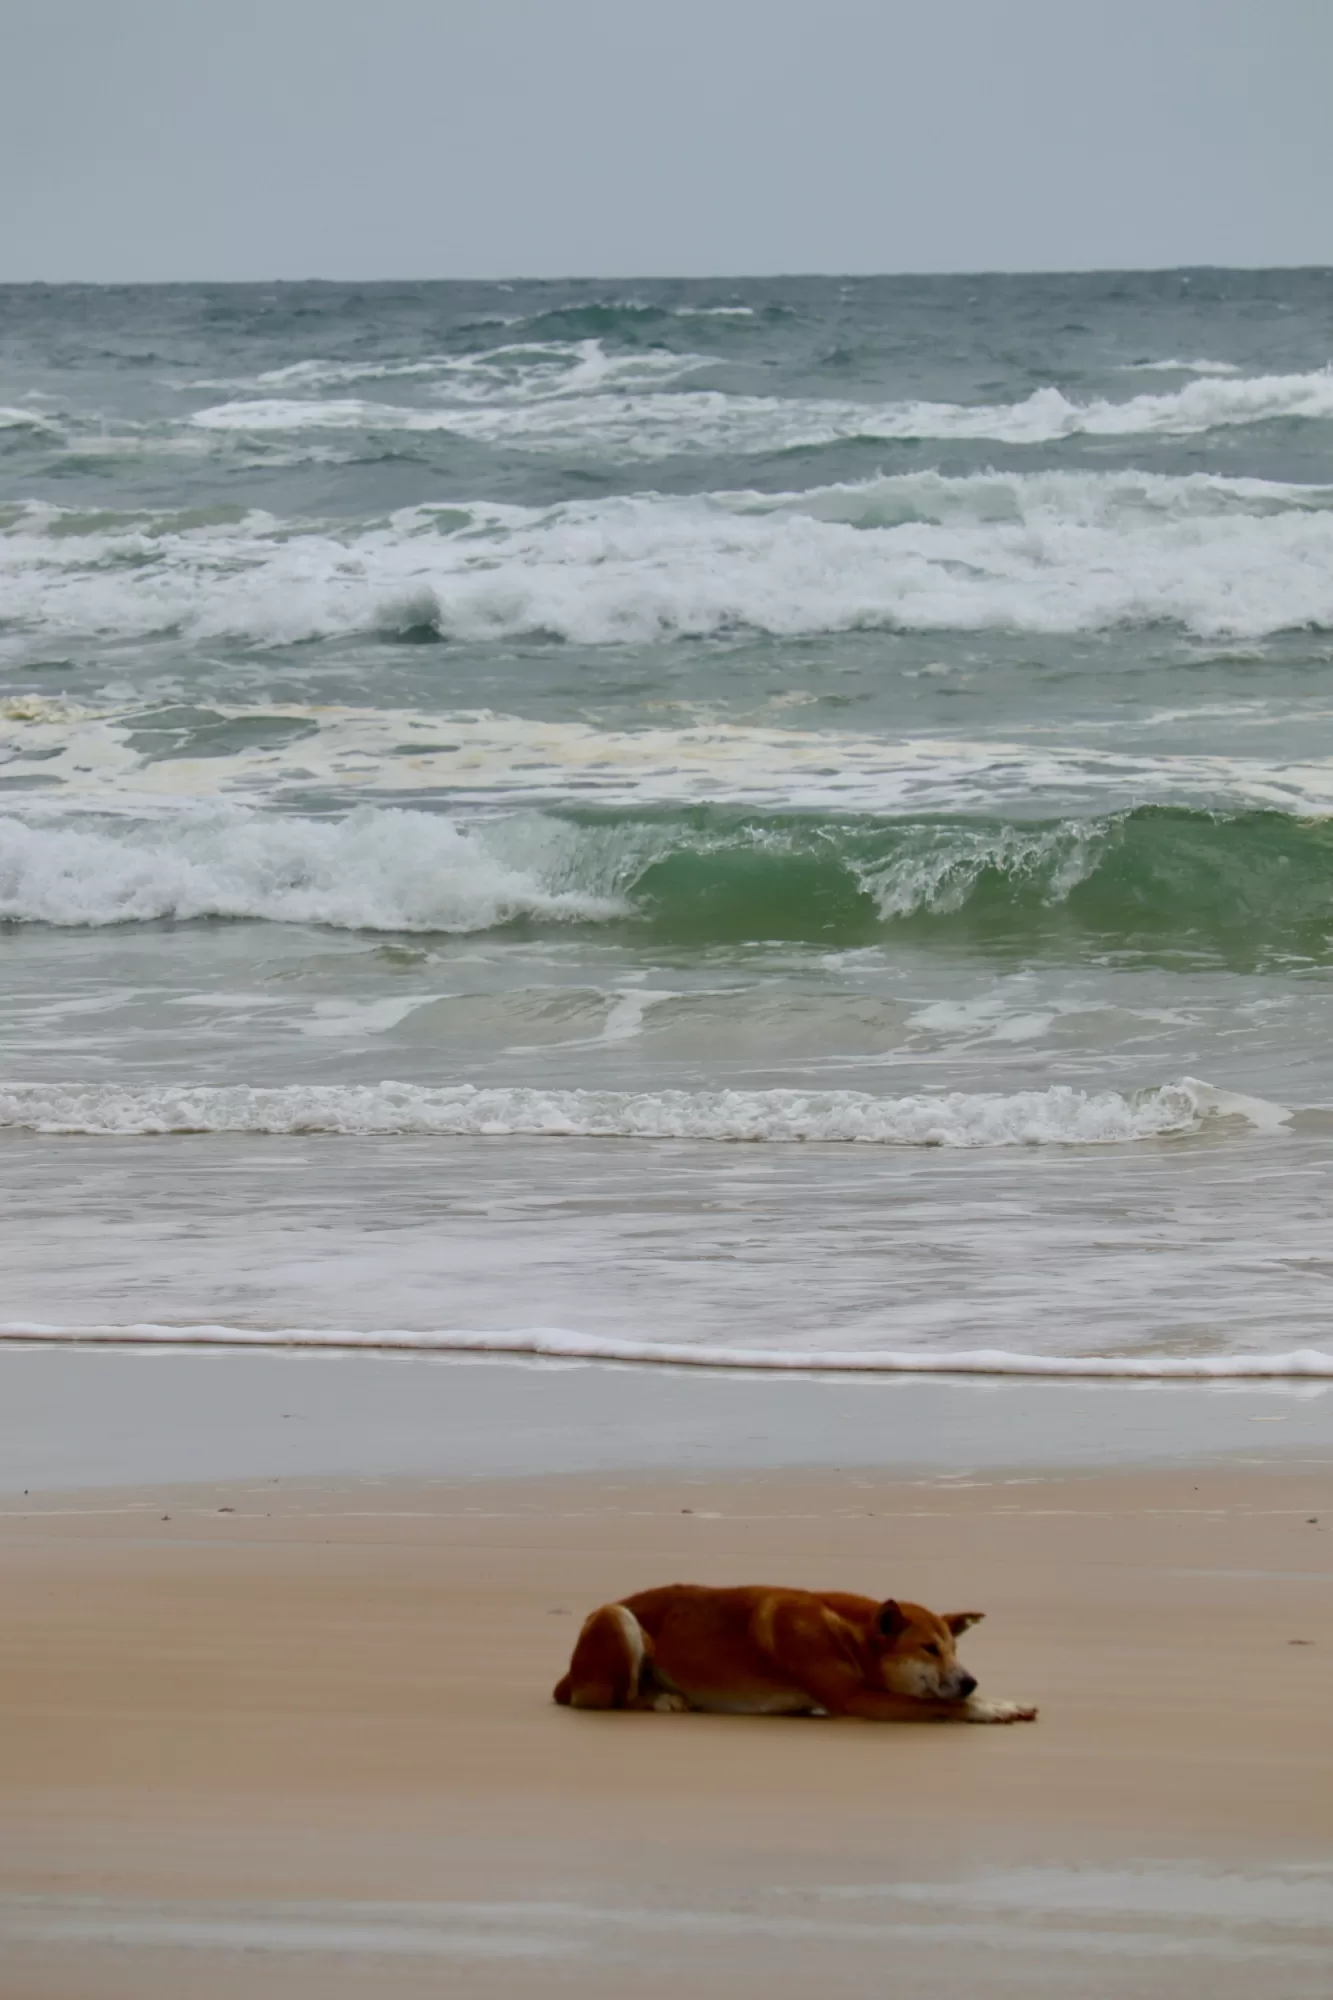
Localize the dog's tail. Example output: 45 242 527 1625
553 1603 648 1709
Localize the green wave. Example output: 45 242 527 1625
504 805 1333 963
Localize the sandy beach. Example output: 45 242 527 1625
2 1363 1331 1997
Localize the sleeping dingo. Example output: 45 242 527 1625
553 1584 1037 1723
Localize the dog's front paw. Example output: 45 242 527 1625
649 1690 691 1713
963 1697 1038 1724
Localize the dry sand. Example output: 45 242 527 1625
2 1457 1332 1997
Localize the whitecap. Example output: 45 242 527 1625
0 806 622 930
189 337 708 407
184 365 1333 457
7 468 1333 652
1120 357 1244 375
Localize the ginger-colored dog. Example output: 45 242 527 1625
553 1584 1037 1723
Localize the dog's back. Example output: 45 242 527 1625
555 1583 884 1715
552 1581 1036 1723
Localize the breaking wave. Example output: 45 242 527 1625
194 336 708 401
0 806 620 931
0 1076 1282 1145
4 803 1333 959
184 361 1333 458
6 467 1333 648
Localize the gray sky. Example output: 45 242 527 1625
4 0 1331 281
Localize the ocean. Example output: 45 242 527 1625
3 269 1333 1376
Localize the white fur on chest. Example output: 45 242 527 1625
684 1688 819 1716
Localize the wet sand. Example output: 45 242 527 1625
2 1445 1332 1997
7 1345 1333 1491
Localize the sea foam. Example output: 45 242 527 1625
193 337 708 400
6 468 1333 651
0 807 621 930
1121 358 1244 375
185 360 1333 457
0 1077 1284 1144
1 1320 1328 1378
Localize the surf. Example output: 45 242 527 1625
4 801 1333 964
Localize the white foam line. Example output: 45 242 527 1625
3 1323 1332 1378
182 365 1333 457
0 1078 1285 1144
12 704 1333 815
1120 358 1244 376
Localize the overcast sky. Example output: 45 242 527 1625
4 0 1331 282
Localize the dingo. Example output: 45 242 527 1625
553 1584 1037 1723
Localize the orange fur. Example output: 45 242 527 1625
554 1584 1037 1724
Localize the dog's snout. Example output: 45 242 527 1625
958 1674 978 1699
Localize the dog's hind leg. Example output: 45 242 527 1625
554 1603 685 1711
555 1603 644 1709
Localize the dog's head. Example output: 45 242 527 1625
872 1600 983 1701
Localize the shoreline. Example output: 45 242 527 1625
4 1348 1333 1497
6 1319 1333 1378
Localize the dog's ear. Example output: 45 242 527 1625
944 1611 984 1635
877 1599 911 1640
